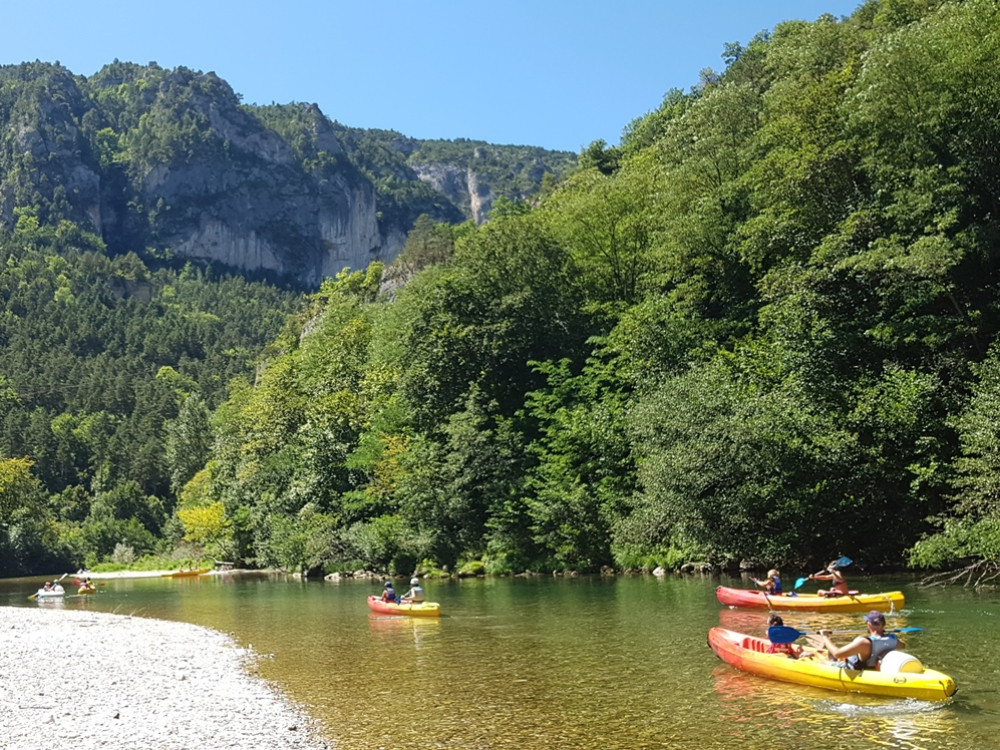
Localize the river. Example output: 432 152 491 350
1 571 996 749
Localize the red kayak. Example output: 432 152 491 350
715 585 904 613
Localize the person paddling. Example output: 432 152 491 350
805 610 898 669
752 568 783 595
401 577 424 603
379 581 399 603
765 615 801 657
808 560 849 597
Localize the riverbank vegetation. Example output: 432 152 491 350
3 0 1000 578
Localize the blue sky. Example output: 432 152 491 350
6 1 862 153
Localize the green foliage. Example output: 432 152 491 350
8 1 1000 577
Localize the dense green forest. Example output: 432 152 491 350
3 0 1000 579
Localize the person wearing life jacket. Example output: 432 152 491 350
379 581 399 603
401 577 425 603
765 614 802 657
805 610 898 670
808 560 849 597
753 568 783 595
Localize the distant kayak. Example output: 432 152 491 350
78 584 97 595
161 568 211 578
715 586 904 613
33 585 65 599
367 595 441 617
708 627 956 700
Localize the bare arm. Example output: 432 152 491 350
804 633 869 661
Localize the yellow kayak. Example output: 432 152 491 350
708 627 957 700
78 584 97 595
716 586 904 613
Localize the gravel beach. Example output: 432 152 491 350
0 606 333 750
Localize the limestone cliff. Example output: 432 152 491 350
0 62 575 288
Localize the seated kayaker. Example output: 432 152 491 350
401 577 424 603
805 610 898 669
808 560 849 597
752 568 783 595
379 581 399 603
765 615 802 658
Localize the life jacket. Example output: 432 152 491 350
770 576 783 595
846 634 898 670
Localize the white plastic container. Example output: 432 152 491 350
880 650 924 674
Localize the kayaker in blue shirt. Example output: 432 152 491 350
752 568 783 595
805 610 898 669
379 581 399 603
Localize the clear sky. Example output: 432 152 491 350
6 1 862 153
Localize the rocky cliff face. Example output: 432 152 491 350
0 62 573 287
411 163 496 224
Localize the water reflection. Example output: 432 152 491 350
0 573 993 749
367 614 441 651
711 663 957 750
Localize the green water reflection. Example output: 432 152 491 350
2 572 997 749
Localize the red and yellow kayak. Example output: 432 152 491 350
715 586 904 613
708 627 956 700
367 595 441 617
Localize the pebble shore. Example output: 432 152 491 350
0 606 333 750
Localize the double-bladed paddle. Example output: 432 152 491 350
767 624 922 644
793 556 853 590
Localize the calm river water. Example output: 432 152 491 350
2 571 997 749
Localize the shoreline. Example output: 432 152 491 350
63 568 271 580
0 606 332 749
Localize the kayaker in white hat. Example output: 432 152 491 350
401 577 424 603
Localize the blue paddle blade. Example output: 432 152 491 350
793 577 809 590
835 556 853 568
767 625 803 644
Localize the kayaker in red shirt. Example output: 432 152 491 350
766 615 802 657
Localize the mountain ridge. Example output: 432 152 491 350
0 60 576 286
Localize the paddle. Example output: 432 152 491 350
767 624 922 644
794 556 853 590
28 572 69 600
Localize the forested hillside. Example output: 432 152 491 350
0 61 574 285
3 0 1000 579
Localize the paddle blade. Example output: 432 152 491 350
891 627 923 634
793 577 809 590
767 625 803 644
835 556 853 568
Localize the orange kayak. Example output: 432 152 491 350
708 627 956 700
367 595 441 617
